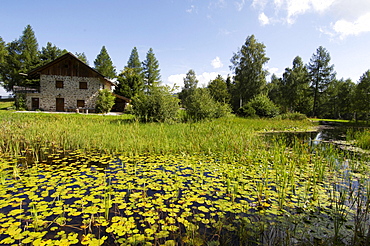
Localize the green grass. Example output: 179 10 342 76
0 111 314 156
0 99 14 110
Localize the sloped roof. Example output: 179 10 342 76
112 93 131 103
28 52 115 86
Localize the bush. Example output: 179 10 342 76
15 93 27 110
184 88 231 121
247 94 279 118
237 104 256 118
133 86 180 123
95 89 115 113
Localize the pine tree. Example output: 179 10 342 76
19 25 39 71
127 47 142 74
308 46 336 117
1 25 40 91
115 47 144 99
75 52 89 65
230 35 270 110
39 42 66 64
142 48 161 91
94 46 116 79
115 67 144 99
0 37 7 87
0 36 6 65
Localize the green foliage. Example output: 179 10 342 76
127 47 142 74
142 48 161 90
1 25 40 92
207 75 230 104
323 78 355 119
95 89 115 114
115 67 144 99
132 85 180 123
244 94 279 118
184 88 231 121
237 104 256 118
39 42 66 65
179 69 198 104
75 52 89 65
354 70 370 121
281 56 312 114
274 112 307 121
14 93 27 110
94 46 116 79
230 35 270 110
308 46 336 117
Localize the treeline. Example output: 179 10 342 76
1 25 370 121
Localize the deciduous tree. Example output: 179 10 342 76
179 69 198 105
230 35 269 110
354 70 370 120
282 56 312 114
207 75 230 103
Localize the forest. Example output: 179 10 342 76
1 25 370 121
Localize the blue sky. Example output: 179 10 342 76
1 0 370 96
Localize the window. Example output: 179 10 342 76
79 82 87 89
56 80 64 88
77 100 85 108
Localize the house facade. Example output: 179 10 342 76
22 52 128 112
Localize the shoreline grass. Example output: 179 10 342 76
0 111 314 157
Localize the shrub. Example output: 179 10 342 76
247 94 279 118
133 86 180 123
15 93 27 110
95 89 115 114
184 88 231 121
237 104 256 118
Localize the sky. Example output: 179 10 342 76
1 0 370 96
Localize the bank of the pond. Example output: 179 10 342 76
0 111 315 157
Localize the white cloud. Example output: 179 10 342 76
166 72 227 91
258 12 270 25
211 57 223 69
197 72 221 86
186 5 197 13
250 0 370 38
332 12 370 39
252 0 267 9
167 74 186 90
252 0 336 25
235 0 246 11
209 0 226 9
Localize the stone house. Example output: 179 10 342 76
21 52 130 112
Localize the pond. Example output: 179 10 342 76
0 126 370 245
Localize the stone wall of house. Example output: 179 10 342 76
26 75 106 111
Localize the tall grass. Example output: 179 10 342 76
0 111 314 157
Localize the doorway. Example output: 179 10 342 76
56 98 64 112
31 98 39 110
